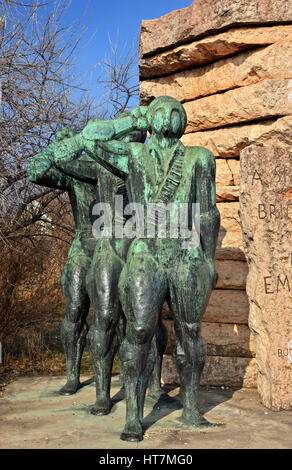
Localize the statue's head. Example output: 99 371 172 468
147 96 187 139
55 127 75 141
115 112 147 144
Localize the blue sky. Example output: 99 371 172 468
61 0 192 112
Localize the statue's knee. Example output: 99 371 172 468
134 325 153 345
98 308 118 332
173 339 185 360
87 326 103 356
125 255 167 306
65 298 89 323
63 308 79 325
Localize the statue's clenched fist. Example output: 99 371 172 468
130 106 148 132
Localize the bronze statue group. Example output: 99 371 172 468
27 96 220 442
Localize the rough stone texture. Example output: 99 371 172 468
139 1 292 391
239 145 292 411
216 260 248 289
181 116 292 158
139 25 292 79
163 319 255 357
216 244 245 261
203 322 255 358
216 202 245 260
140 42 292 104
162 289 250 324
204 290 249 324
216 159 239 186
216 186 239 202
140 0 292 58
184 79 292 133
162 355 257 388
216 159 240 201
228 160 240 186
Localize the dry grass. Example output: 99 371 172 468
0 347 120 397
0 320 120 397
0 233 122 397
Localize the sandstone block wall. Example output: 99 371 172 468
139 0 292 388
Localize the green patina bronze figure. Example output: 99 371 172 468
27 127 97 396
27 120 167 414
47 96 220 442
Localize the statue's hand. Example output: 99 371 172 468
53 134 83 165
130 106 148 131
27 155 52 182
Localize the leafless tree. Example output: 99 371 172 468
0 1 140 248
0 0 140 357
97 33 139 118
0 0 98 247
0 0 97 355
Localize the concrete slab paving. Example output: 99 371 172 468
0 375 291 449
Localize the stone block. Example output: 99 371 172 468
161 354 257 388
140 42 292 104
184 79 292 133
181 116 292 158
140 0 292 58
240 145 292 410
139 25 292 79
216 260 248 289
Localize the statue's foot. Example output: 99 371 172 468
148 387 163 401
59 380 81 395
182 410 216 429
120 422 143 442
90 398 111 416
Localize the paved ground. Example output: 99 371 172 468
0 375 292 449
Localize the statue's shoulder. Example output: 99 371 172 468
128 142 146 159
184 145 215 170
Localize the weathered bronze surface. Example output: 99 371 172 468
27 96 220 442
27 121 167 413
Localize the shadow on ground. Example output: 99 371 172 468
1 375 292 449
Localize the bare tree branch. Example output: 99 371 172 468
97 32 139 118
0 0 98 246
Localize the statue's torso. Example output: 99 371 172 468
127 142 203 206
125 143 213 266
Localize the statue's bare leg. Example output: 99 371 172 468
148 318 167 400
86 239 123 415
169 255 214 427
118 246 168 442
59 249 91 395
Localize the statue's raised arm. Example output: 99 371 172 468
27 128 80 190
52 110 148 182
77 107 148 178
